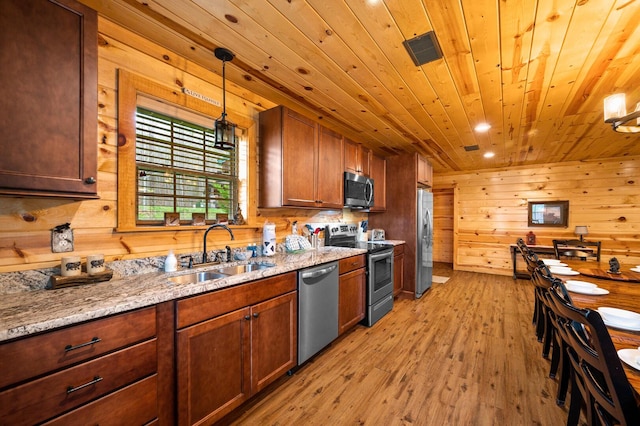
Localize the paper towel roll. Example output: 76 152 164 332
263 223 276 256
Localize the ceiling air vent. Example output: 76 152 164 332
464 145 479 152
403 31 443 66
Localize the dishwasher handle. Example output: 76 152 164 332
301 264 337 280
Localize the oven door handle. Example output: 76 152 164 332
369 249 392 263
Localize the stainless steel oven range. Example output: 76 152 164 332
325 223 394 326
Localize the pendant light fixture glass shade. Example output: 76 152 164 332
213 47 237 150
603 93 640 133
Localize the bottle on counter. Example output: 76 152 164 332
164 250 177 272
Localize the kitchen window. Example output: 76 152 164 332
116 70 253 231
135 107 240 224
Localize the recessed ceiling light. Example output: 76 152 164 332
484 152 495 158
474 123 491 132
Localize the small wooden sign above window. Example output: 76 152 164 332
528 201 569 227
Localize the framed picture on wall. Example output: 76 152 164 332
528 201 569 227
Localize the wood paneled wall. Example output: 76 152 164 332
0 18 364 273
433 157 640 276
433 188 454 264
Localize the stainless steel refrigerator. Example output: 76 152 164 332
416 188 433 298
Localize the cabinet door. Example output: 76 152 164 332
394 253 404 296
338 268 366 335
316 126 344 208
344 138 359 175
369 154 386 211
176 308 251 426
251 291 297 393
360 146 371 177
282 109 317 206
0 0 98 198
417 155 432 187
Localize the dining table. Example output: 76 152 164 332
550 259 640 395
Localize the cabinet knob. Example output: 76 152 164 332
244 315 251 321
253 312 260 318
84 176 96 184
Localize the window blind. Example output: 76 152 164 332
135 108 238 223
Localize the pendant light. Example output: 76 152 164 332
213 47 236 150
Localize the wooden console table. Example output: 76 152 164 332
510 244 596 279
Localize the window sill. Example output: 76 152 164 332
115 224 262 233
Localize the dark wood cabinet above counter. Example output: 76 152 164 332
259 106 344 209
0 0 98 199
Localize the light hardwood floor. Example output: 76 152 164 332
221 266 573 425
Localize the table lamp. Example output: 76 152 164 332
574 225 588 242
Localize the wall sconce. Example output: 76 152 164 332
574 225 588 242
603 93 640 133
213 47 237 150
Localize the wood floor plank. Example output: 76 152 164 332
221 269 571 425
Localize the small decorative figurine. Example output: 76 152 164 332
526 231 536 245
608 257 621 274
234 204 246 225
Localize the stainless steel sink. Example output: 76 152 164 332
168 271 229 284
168 262 275 284
218 262 276 275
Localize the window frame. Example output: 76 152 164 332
135 107 239 225
116 69 256 232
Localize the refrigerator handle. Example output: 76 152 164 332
425 209 432 247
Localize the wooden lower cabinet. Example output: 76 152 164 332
338 255 366 335
0 306 166 425
176 272 297 425
394 244 405 296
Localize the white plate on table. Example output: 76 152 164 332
630 267 640 273
565 284 609 295
598 307 640 331
602 320 640 332
542 259 567 266
617 349 640 370
550 268 579 276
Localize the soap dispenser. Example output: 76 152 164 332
164 250 178 272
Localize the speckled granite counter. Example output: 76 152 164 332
0 247 366 342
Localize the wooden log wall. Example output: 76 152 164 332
0 18 364 273
433 157 640 276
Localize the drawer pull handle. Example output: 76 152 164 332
351 262 359 266
65 337 101 352
67 376 103 394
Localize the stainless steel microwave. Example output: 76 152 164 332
344 172 374 208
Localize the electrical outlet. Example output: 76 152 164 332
51 227 74 253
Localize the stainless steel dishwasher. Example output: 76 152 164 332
298 261 339 365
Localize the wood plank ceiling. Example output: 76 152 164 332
82 0 640 173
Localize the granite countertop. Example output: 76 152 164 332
0 247 366 343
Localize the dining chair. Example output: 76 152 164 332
517 237 528 256
523 248 543 330
534 270 574 407
547 285 640 425
553 239 601 262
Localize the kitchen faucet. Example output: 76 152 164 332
202 224 235 263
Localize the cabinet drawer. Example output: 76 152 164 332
339 255 366 275
177 272 297 329
0 339 156 426
394 244 405 255
42 375 158 426
0 307 156 389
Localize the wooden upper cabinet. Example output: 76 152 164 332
417 155 433 187
316 126 344 208
369 154 386 212
0 0 98 199
259 106 344 208
344 138 371 176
